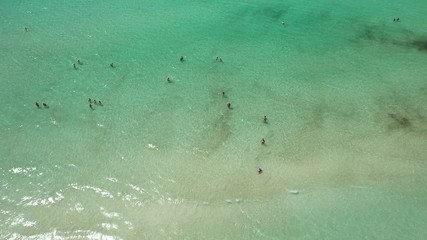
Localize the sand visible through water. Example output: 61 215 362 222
1 0 427 239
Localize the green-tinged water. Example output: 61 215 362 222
1 0 427 239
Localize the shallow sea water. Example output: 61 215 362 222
1 0 427 239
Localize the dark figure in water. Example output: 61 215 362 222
180 56 185 62
167 77 172 83
77 59 82 65
42 103 48 108
35 102 40 108
89 98 92 103
94 99 98 105
222 91 226 97
89 104 94 110
24 27 29 32
263 115 268 123
258 167 263 174
261 138 266 145
98 100 103 106
219 58 223 62
110 63 115 68
73 63 77 70
227 102 232 109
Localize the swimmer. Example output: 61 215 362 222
222 91 226 97
89 98 92 103
397 17 400 22
42 103 48 108
180 56 185 62
219 57 223 62
94 99 98 105
216 56 219 61
263 115 268 122
98 100 103 106
35 102 40 108
281 21 285 25
167 77 172 82
261 138 265 145
73 63 77 70
258 167 263 174
89 103 94 110
110 63 115 68
227 102 232 109
24 27 28 32
77 59 82 65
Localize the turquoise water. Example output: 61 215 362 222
1 0 427 239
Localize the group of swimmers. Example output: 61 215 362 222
259 117 268 173
221 89 268 173
35 99 103 110
226 102 268 144
72 60 117 70
35 102 48 108
72 60 83 70
88 98 103 110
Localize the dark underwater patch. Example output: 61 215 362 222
388 113 411 129
256 6 286 20
410 39 427 52
356 24 427 53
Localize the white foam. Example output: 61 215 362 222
69 183 114 198
127 184 146 193
100 223 118 230
70 203 84 213
7 230 122 240
106 177 118 183
100 207 119 219
288 189 299 195
22 192 64 206
124 221 134 230
147 143 158 150
8 214 36 227
9 167 36 174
